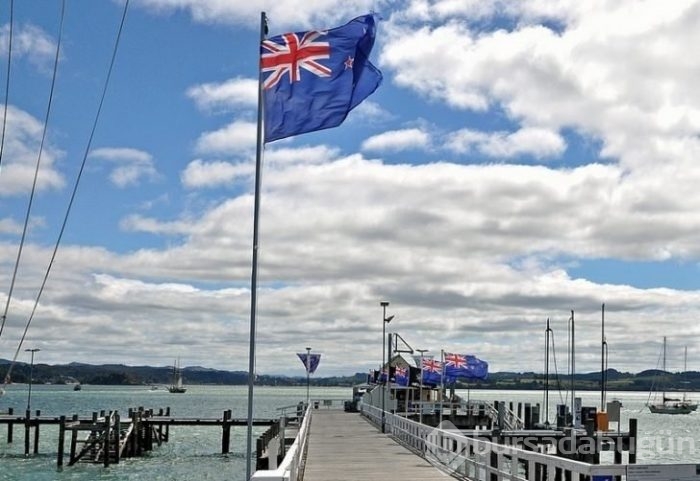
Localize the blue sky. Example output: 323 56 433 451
2 0 700 377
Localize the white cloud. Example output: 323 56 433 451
0 106 64 196
195 120 257 154
181 159 252 188
90 147 158 188
265 145 341 166
0 23 57 72
186 77 257 112
351 100 393 123
137 0 378 29
361 128 431 152
381 1 700 170
447 127 566 158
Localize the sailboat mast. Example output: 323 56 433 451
571 309 575 425
662 336 667 399
684 345 688 401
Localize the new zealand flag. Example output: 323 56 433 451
262 14 383 142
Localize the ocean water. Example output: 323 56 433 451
2 386 700 480
454 388 700 464
0 384 350 481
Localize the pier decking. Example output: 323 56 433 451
302 410 449 481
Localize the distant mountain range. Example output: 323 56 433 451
1 359 699 390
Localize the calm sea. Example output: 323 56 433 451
1 385 699 480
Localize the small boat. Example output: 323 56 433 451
168 359 186 393
73 383 82 391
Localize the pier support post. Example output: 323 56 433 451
279 415 286 458
222 410 231 454
157 408 164 444
114 412 121 464
7 407 13 443
629 418 637 464
57 415 66 470
104 411 111 467
614 433 622 481
130 410 138 457
164 407 170 442
524 404 532 430
33 410 40 454
24 409 30 455
69 414 78 464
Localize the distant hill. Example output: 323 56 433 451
1 359 699 390
0 359 365 386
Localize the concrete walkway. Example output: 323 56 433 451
302 410 451 481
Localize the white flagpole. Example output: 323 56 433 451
245 11 267 481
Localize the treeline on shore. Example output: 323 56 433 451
1 359 699 391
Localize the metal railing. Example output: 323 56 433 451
362 403 627 481
251 403 313 481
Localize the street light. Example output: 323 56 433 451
415 348 429 425
24 348 40 411
380 301 393 433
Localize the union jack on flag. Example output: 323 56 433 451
422 358 442 373
261 14 382 143
261 31 331 90
395 366 407 377
444 352 467 369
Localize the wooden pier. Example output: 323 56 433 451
302 409 450 481
0 407 281 469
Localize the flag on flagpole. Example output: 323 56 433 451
444 352 489 380
421 357 443 385
296 352 321 373
395 366 409 386
261 14 383 143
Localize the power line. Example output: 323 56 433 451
2 0 131 386
0 0 66 342
0 0 14 175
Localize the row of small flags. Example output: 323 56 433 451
369 353 489 386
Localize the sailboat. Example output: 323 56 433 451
168 359 187 393
648 337 694 414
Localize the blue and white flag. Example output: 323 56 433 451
421 358 443 385
395 366 409 386
297 352 321 374
261 14 383 142
444 352 488 381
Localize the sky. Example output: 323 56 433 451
1 0 700 378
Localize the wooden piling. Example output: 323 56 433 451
114 412 121 464
57 415 66 470
33 409 40 454
69 414 78 463
222 409 231 454
164 407 170 442
6 407 13 443
157 408 164 443
629 418 637 464
24 409 30 455
104 411 111 467
130 410 138 457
